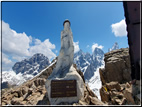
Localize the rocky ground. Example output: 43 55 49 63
1 61 56 105
99 48 141 105
1 61 105 105
1 48 141 105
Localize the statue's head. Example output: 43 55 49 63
63 19 71 30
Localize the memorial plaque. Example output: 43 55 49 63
51 80 77 98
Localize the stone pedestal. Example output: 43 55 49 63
45 65 84 105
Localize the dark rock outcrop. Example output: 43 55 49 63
99 48 141 105
99 48 131 84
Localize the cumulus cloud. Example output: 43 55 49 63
2 53 14 71
73 41 80 53
111 19 127 37
2 21 30 56
29 39 56 60
2 21 56 71
92 43 104 52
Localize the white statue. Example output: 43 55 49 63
48 19 74 79
46 20 84 105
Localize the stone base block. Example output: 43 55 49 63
45 65 84 105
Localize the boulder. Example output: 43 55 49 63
111 97 126 105
106 82 121 91
45 65 84 105
123 87 135 105
79 100 88 105
99 68 106 85
100 86 110 102
90 96 105 105
100 48 131 84
11 97 24 105
34 78 46 87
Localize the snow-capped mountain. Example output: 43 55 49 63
108 42 119 52
74 49 92 73
2 70 34 87
2 53 50 88
74 48 104 100
2 48 104 99
12 53 50 76
74 48 104 80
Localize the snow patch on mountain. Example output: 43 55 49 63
2 70 34 86
74 49 92 73
2 60 57 86
2 53 51 87
74 48 104 99
87 64 104 100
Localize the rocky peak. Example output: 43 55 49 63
74 49 84 57
84 52 92 63
74 49 91 73
12 53 50 75
108 42 119 52
92 48 104 62
93 48 104 57
74 48 104 81
83 48 104 81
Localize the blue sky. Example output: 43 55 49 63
1 2 129 71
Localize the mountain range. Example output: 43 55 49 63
2 53 50 88
12 53 50 76
2 42 119 99
74 48 104 80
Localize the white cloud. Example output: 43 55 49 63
92 43 104 52
34 38 41 45
2 54 13 64
2 21 30 56
111 19 127 37
2 21 56 71
2 53 14 71
29 39 56 60
73 41 80 53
